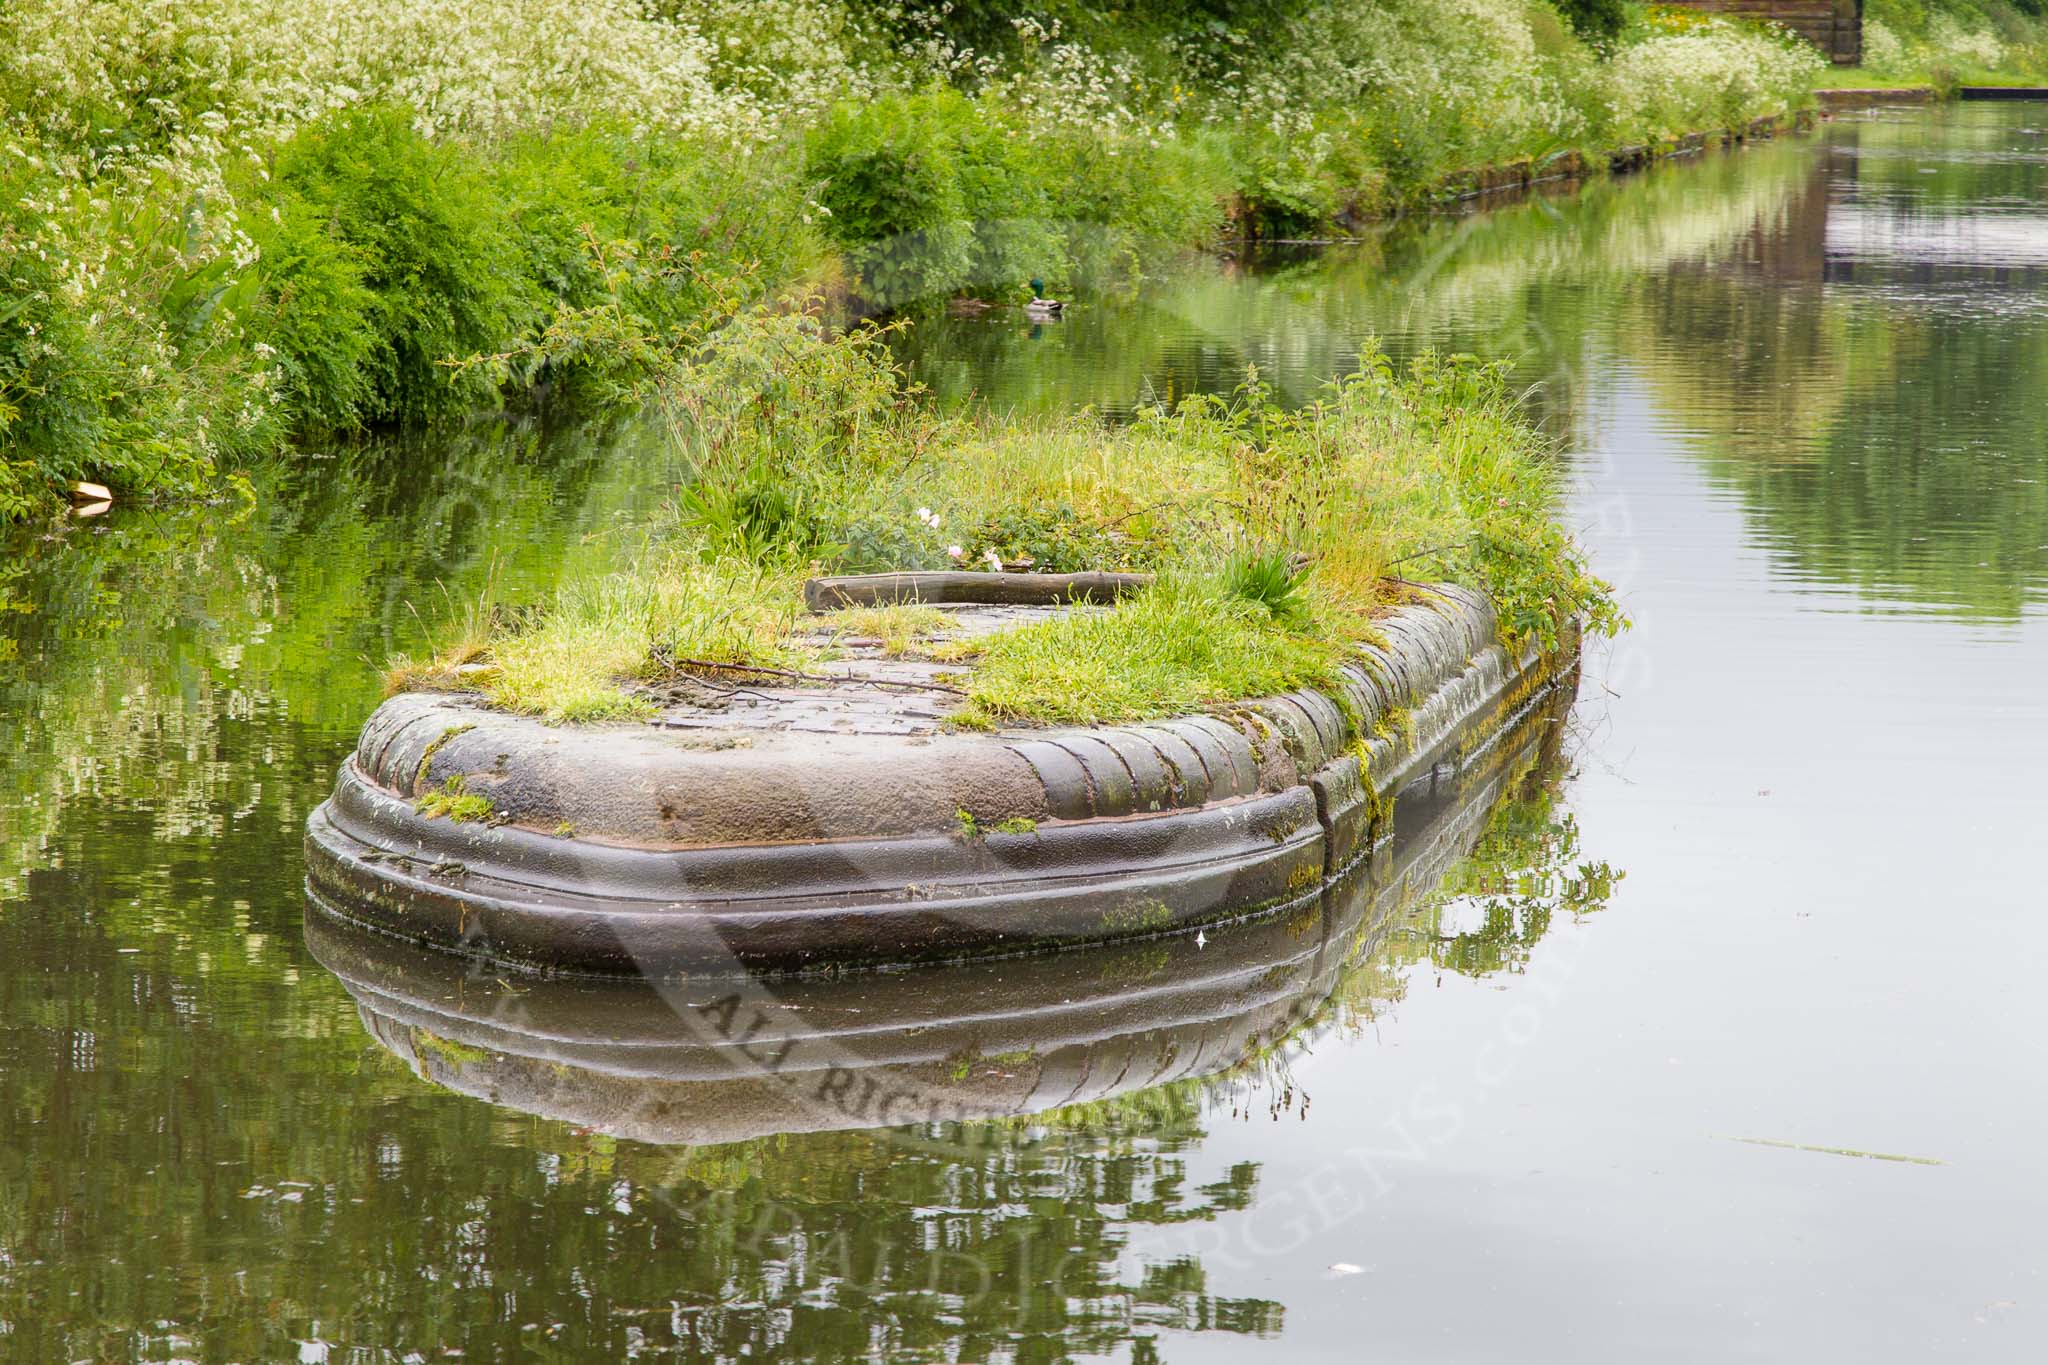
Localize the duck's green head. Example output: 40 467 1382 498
1028 278 1046 298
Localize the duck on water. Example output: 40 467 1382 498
1025 278 1065 319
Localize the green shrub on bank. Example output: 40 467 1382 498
805 92 981 307
259 107 539 427
804 87 1239 305
1 139 279 519
1555 0 1628 44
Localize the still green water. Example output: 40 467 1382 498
4 104 2046 1360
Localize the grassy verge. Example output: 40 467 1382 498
3 0 1847 522
1855 0 2048 89
385 298 1620 726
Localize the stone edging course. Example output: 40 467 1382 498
304 583 1578 974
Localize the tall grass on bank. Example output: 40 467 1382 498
1860 0 2048 84
387 299 1619 725
1 0 1851 522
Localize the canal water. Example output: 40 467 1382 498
4 103 2045 1360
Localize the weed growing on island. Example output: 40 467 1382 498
385 294 1620 725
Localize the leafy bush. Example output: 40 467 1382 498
2 137 279 516
483 121 825 398
261 106 538 427
806 93 977 307
1553 0 1628 44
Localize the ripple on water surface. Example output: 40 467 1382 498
3 102 2048 1360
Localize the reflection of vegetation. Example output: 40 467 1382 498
613 1127 1282 1358
0 410 655 897
1317 708 1620 1028
903 107 2048 618
891 133 1822 423
2 863 1285 1361
1412 776 1619 981
1626 108 2048 618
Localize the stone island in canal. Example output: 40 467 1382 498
305 580 1578 973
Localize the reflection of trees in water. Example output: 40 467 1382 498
890 134 1821 444
1621 110 2048 618
0 410 643 899
0 661 1612 1360
612 1125 1282 1359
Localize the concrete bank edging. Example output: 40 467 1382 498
304 583 1579 974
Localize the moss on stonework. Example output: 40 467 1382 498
413 723 476 794
410 1027 490 1069
415 774 493 823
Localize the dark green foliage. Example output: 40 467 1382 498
487 122 822 382
260 106 538 428
1219 547 1312 627
957 502 1136 573
1033 123 1233 268
1 185 99 514
248 192 380 431
249 111 832 433
804 87 1234 307
1 151 274 519
806 92 978 307
1552 0 1627 43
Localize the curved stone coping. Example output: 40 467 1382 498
303 684 1565 1144
305 582 1579 973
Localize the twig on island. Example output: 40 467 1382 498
1384 543 1469 568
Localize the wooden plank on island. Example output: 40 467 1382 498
804 570 1152 611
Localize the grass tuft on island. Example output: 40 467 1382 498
384 296 1621 728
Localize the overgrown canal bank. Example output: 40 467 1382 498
4 101 2047 1359
4 0 1841 522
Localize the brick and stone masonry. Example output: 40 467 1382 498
1661 0 1862 64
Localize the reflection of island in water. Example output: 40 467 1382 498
301 677 1611 1354
306 675 1608 1149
